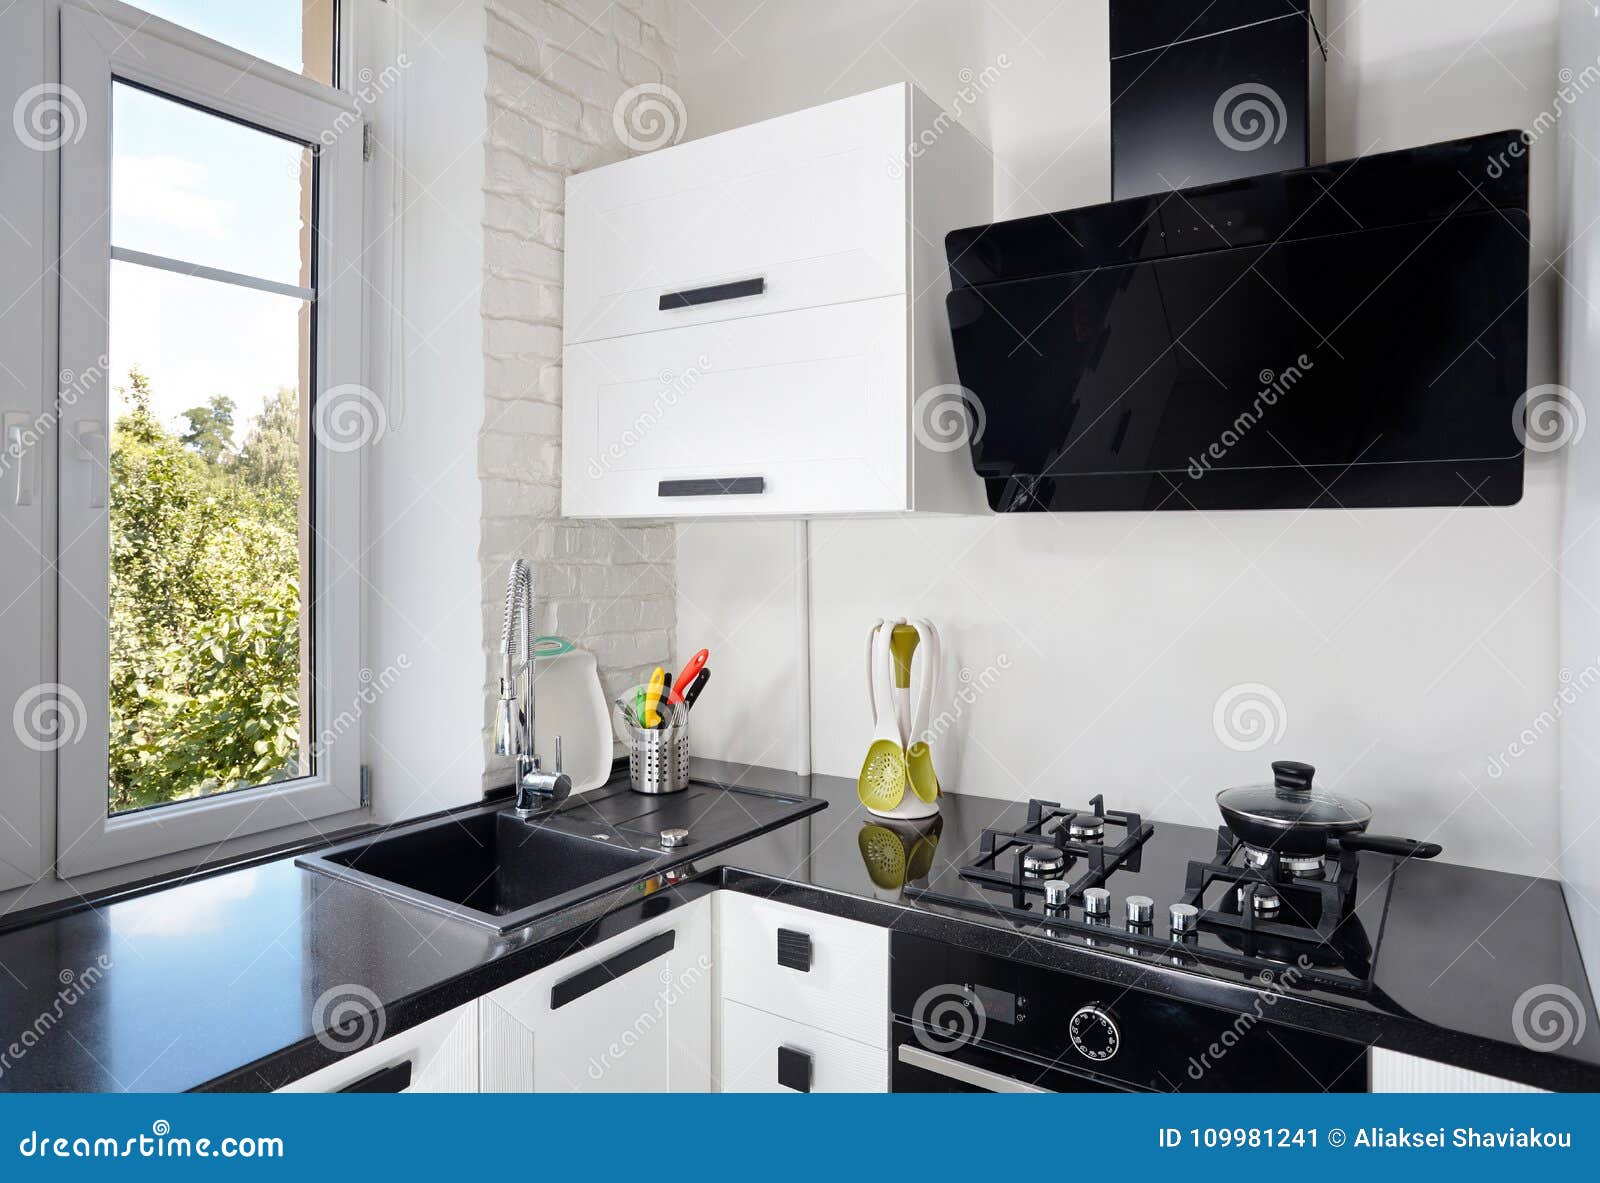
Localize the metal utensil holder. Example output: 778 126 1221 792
625 709 690 795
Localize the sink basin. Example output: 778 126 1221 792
298 806 661 932
297 782 829 933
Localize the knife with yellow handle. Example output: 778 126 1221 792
643 666 667 728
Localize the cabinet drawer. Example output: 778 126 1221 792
719 999 888 1093
563 297 909 518
564 85 908 345
277 1002 479 1093
717 893 888 1047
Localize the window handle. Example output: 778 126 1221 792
75 420 107 510
3 414 35 507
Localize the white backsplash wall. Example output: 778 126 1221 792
479 0 681 783
672 0 1568 876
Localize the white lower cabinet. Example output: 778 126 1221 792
478 896 714 1092
277 1002 479 1093
718 999 888 1093
713 892 889 1093
1370 1048 1545 1092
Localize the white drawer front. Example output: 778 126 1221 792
565 85 908 345
563 297 909 518
277 1002 479 1093
716 893 889 1048
718 999 887 1093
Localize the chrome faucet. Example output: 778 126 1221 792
493 559 572 816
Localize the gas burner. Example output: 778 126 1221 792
934 795 1154 908
1182 827 1361 944
1238 883 1282 915
1068 816 1105 843
1243 845 1325 878
1021 845 1067 878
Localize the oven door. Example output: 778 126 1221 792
890 1020 1136 1093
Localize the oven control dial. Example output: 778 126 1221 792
1069 1004 1120 1062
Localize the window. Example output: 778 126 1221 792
52 1 366 876
111 0 337 84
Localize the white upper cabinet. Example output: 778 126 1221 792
562 83 992 519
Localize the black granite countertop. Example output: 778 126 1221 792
1 763 1595 1092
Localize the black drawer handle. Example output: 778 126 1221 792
550 930 676 1009
777 1045 813 1093
338 1059 412 1093
777 928 812 972
659 477 765 498
659 277 765 310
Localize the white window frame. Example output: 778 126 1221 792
53 0 367 878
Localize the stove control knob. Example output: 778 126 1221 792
1082 887 1111 918
1169 902 1199 934
1043 879 1070 907
1125 894 1154 925
1069 1004 1120 1062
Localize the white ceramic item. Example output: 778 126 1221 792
529 648 614 792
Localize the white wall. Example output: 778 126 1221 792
674 0 1568 877
1556 0 1600 1001
363 0 491 824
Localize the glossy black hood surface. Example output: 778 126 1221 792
944 132 1531 512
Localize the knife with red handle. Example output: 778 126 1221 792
669 648 709 703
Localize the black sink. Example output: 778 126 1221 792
297 782 827 933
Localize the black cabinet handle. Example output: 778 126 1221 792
777 1045 813 1093
658 477 765 498
338 1059 412 1093
776 928 812 972
659 277 765 310
550 930 676 1009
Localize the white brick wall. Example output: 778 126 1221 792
480 0 680 783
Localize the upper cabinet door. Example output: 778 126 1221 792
564 84 910 346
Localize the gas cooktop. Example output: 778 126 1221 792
906 794 1392 994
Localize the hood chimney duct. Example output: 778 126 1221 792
1110 1 1327 200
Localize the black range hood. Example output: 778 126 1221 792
943 1 1530 513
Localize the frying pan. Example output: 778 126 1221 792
1215 761 1442 861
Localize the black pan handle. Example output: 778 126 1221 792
1338 833 1441 860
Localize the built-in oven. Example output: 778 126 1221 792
890 933 1369 1093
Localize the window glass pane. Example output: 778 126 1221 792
107 261 312 814
111 82 312 288
124 0 336 84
